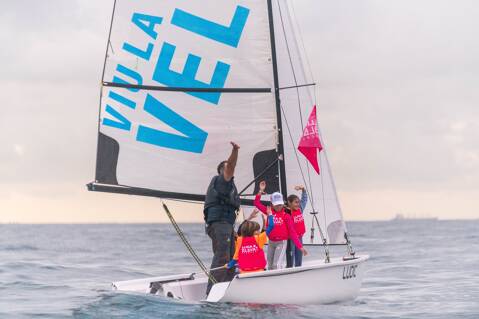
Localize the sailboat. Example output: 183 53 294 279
88 0 369 305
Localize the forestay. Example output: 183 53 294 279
95 0 279 200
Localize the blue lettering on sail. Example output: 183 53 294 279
122 42 154 61
131 13 163 40
171 6 250 48
108 91 136 110
103 5 252 152
152 42 230 105
122 13 163 61
112 64 143 92
103 105 131 131
136 94 208 153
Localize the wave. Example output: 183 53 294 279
0 244 39 251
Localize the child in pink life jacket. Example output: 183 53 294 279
254 181 307 270
287 185 308 267
226 213 274 273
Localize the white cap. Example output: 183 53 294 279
270 192 284 206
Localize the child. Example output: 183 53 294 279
287 185 308 267
254 181 307 270
226 212 274 273
237 208 265 237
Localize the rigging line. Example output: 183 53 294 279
279 104 312 210
167 198 202 205
277 0 303 126
108 40 115 55
288 0 317 99
279 83 316 90
238 156 281 196
313 213 330 263
161 201 217 284
277 0 316 210
319 154 328 236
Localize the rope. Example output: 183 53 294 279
161 201 217 284
288 0 318 105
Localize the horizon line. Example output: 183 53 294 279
1 218 478 225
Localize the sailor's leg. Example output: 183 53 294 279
274 240 287 269
225 225 236 281
286 239 298 268
286 239 293 268
206 222 234 295
267 240 278 270
294 236 303 267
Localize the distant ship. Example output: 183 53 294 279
392 213 438 221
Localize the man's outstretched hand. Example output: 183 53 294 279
224 142 240 181
230 142 240 150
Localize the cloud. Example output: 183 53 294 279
292 0 479 193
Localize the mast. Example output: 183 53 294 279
267 0 288 197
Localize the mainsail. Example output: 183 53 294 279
90 0 347 245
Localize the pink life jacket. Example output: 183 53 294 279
291 209 306 236
267 210 289 241
237 236 267 272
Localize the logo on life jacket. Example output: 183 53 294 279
273 215 284 226
293 214 304 223
238 236 266 272
241 244 259 255
291 210 306 236
268 211 289 241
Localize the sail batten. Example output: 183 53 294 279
102 82 272 93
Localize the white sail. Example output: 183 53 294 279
271 0 347 244
95 0 280 199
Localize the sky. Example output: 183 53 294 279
0 0 478 223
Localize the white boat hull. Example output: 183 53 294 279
112 255 369 305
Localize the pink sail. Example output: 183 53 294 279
298 105 323 174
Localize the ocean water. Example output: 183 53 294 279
0 221 478 318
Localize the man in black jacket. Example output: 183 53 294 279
204 142 241 295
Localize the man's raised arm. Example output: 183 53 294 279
223 142 240 181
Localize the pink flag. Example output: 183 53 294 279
298 105 323 174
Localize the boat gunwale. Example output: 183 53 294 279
234 254 369 280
